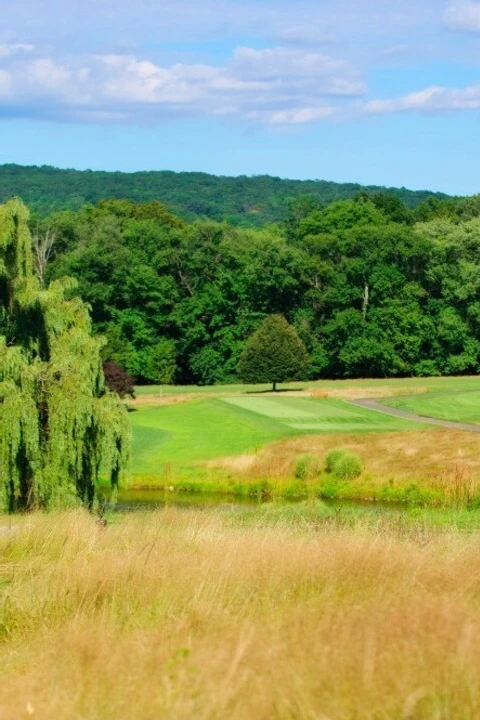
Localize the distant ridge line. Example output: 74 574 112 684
0 163 453 226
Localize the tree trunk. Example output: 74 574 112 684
362 282 369 321
273 381 277 392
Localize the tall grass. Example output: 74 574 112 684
1 509 480 719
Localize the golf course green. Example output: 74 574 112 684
130 394 421 477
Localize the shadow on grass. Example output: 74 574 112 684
246 387 306 395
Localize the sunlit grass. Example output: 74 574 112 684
386 389 480 425
1 509 480 719
129 396 420 478
135 374 480 397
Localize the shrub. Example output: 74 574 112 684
294 454 322 481
325 449 362 480
325 449 347 474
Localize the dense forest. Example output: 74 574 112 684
23 184 480 385
0 164 452 227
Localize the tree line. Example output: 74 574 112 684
28 190 480 385
0 163 452 227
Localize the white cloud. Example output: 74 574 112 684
0 43 34 57
364 84 480 113
246 106 336 126
0 45 363 126
443 2 480 32
232 47 360 86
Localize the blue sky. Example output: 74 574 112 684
1 0 480 194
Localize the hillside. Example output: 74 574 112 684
0 164 451 227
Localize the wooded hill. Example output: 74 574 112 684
0 164 452 227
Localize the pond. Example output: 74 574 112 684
97 487 406 515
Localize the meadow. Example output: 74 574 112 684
3 378 480 719
1 508 480 719
126 377 480 507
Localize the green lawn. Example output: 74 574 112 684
223 395 420 431
130 395 421 478
130 398 296 475
385 389 480 424
135 375 480 397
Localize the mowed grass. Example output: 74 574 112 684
1 509 480 719
130 396 420 477
223 395 421 431
135 374 480 397
130 398 296 475
386 390 480 425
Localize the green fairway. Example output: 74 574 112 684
135 375 480 397
223 395 421 432
130 395 421 477
130 398 296 475
385 390 480 425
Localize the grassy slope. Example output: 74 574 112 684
130 398 296 475
130 396 419 476
126 378 480 505
1 509 480 719
385 389 480 424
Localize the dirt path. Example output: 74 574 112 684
349 397 480 434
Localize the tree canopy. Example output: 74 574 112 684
237 315 310 390
2 188 479 387
0 199 130 512
0 164 452 227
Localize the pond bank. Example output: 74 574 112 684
100 469 480 509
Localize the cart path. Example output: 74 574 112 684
348 397 480 434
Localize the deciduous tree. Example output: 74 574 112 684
0 199 130 512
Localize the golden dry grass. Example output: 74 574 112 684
132 385 424 407
1 510 480 719
129 393 199 408
321 386 428 400
213 429 480 487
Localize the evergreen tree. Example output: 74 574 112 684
0 199 130 512
237 315 310 391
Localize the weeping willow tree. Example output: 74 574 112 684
0 199 130 512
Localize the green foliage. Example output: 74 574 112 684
294 454 322 480
237 315 310 390
0 199 130 512
138 339 177 385
0 164 451 226
325 449 362 480
7 188 480 385
325 449 348 474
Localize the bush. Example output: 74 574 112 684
294 454 322 481
325 449 362 480
325 449 348 474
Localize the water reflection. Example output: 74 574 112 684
97 488 403 514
